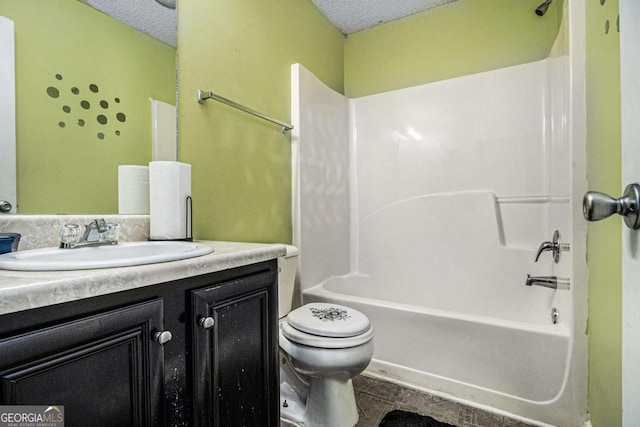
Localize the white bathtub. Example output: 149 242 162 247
292 57 585 426
304 271 574 426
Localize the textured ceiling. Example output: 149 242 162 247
312 0 459 35
81 0 459 47
81 0 176 47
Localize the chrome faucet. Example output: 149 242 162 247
525 274 570 290
83 218 107 242
59 219 119 249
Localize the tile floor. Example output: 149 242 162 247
352 375 535 427
281 374 536 427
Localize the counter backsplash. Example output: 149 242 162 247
0 215 150 250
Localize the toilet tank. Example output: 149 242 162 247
278 245 299 318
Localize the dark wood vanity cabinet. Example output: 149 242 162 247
0 260 279 427
0 299 165 426
191 270 279 427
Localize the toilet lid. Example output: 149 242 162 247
286 302 371 338
280 320 374 349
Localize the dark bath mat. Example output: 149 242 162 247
378 409 456 427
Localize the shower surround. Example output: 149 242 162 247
291 39 586 426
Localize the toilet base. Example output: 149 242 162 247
280 361 359 427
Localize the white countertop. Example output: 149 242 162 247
0 241 286 316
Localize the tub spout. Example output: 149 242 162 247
525 275 570 290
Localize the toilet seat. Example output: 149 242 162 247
281 321 373 348
282 303 373 349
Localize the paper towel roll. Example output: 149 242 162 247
118 165 149 215
149 161 191 240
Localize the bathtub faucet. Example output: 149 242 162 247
525 275 570 290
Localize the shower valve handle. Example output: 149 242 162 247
534 230 567 263
583 183 640 230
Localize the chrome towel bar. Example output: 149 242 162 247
197 89 294 133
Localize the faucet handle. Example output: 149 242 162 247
59 223 82 248
103 222 120 242
534 230 569 263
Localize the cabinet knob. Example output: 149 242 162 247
199 316 215 329
153 330 173 345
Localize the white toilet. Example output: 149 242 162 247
278 245 374 427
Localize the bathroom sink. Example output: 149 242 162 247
0 241 214 271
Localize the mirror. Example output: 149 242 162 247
0 0 176 215
0 16 16 214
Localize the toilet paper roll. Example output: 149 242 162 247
118 165 149 215
149 161 191 240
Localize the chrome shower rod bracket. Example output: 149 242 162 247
197 89 294 133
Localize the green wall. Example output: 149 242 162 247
585 0 622 425
0 0 176 214
177 0 344 243
344 0 563 98
177 0 564 243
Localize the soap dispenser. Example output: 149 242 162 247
0 233 21 254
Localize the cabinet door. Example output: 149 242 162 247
0 299 166 427
191 271 278 427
